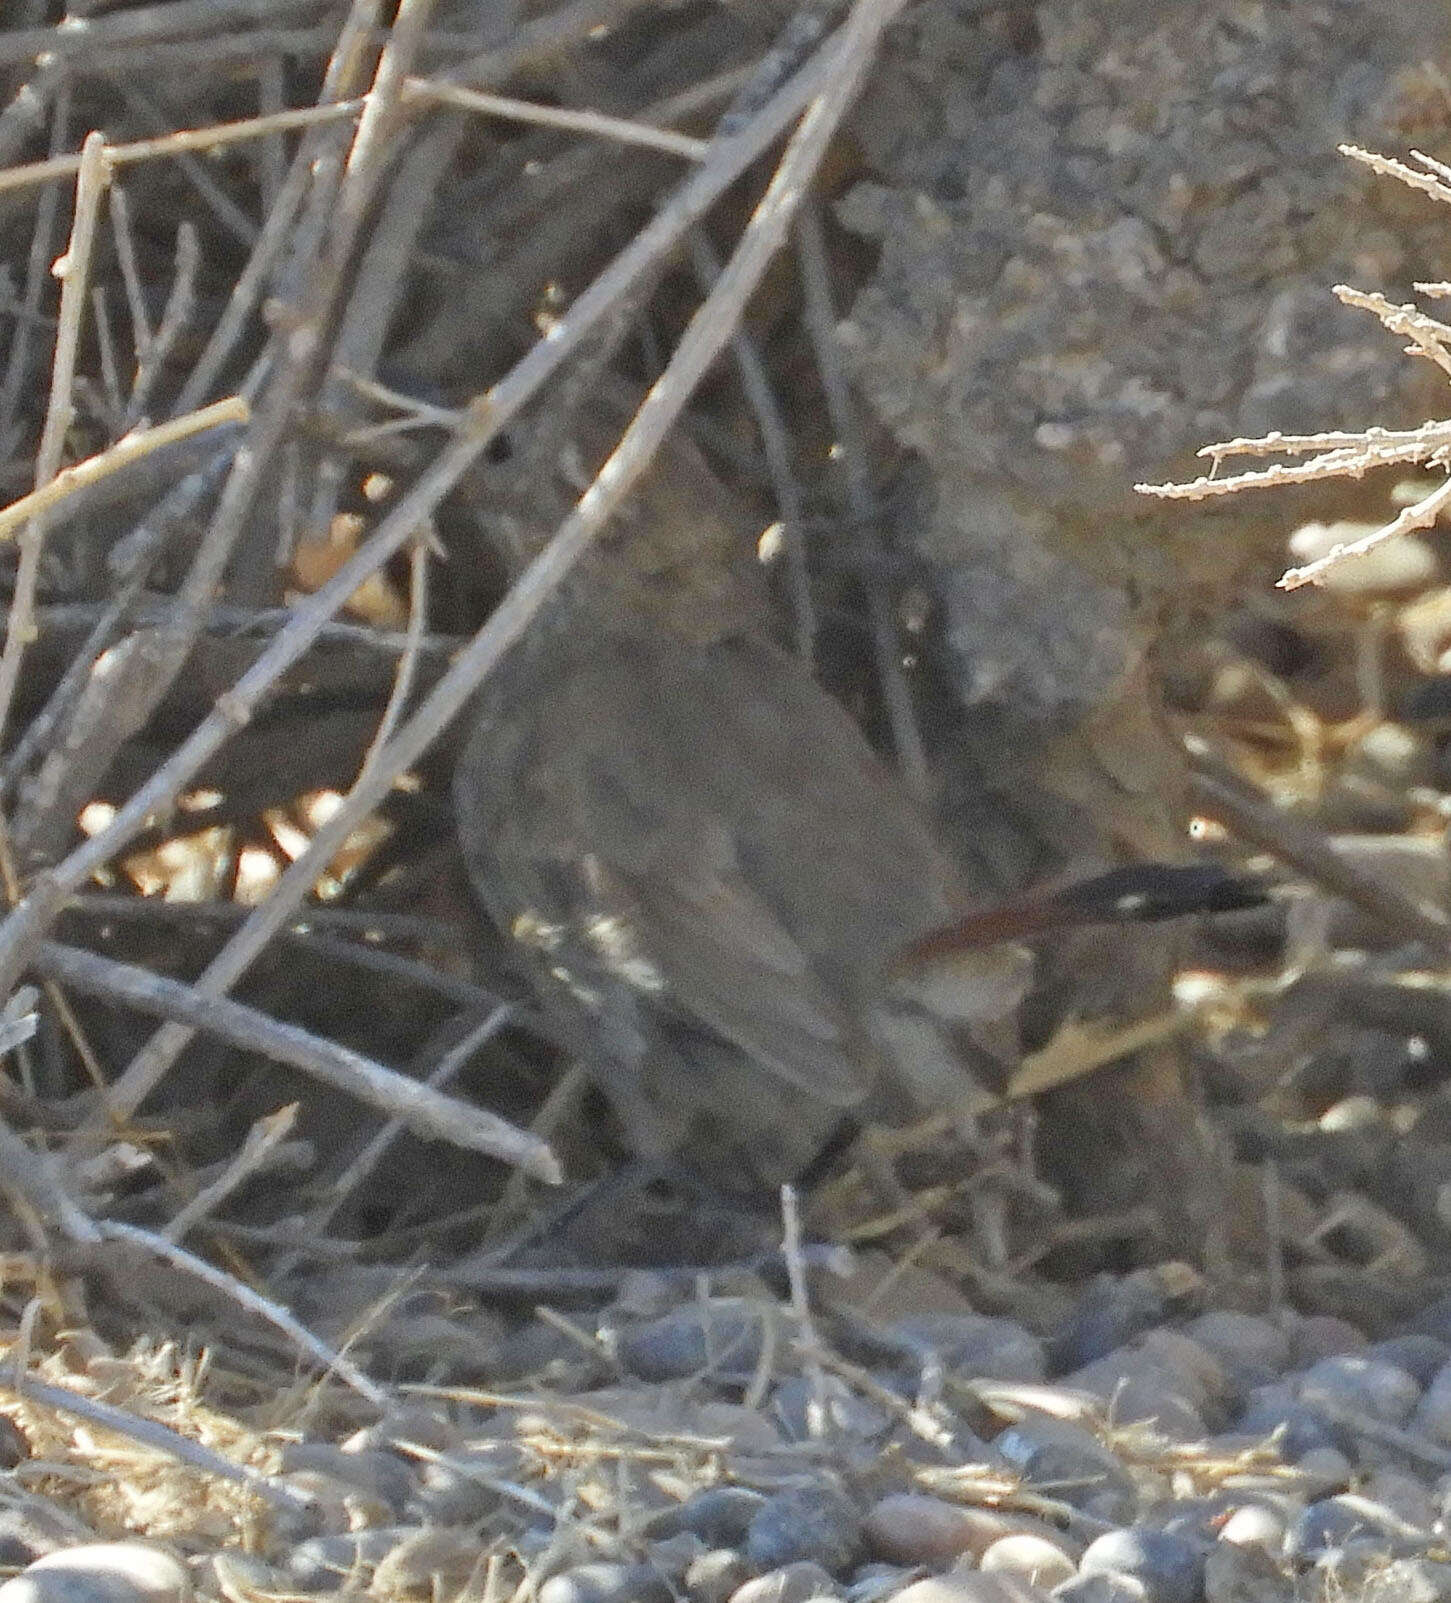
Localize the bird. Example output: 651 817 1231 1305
452 398 1249 1190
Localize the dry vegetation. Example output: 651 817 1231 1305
0 1 1450 1595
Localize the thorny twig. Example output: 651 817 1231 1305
1140 143 1451 592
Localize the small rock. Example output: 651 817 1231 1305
650 1535 707 1579
1297 1354 1420 1427
1285 1315 1366 1367
774 1375 889 1442
649 1488 768 1546
747 1487 860 1575
538 1562 671 1603
349 1406 457 1454
617 1308 767 1382
372 1528 478 1593
1413 1357 1451 1444
729 1563 840 1603
1359 1557 1451 1601
686 1550 754 1603
493 1318 610 1387
1217 1506 1285 1553
1366 1335 1450 1386
408 1444 524 1524
0 1547 191 1603
1282 1494 1424 1563
0 1510 71 1569
1408 1293 1451 1345
1289 1447 1353 1496
1200 1542 1289 1603
980 1536 1076 1589
201 1555 276 1601
1078 1528 1204 1603
1051 1275 1174 1370
1065 1351 1206 1443
281 1468 393 1531
0 1416 28 1470
1236 1388 1353 1462
864 1496 1029 1565
1050 1581 1146 1603
1359 1469 1434 1531
280 1443 414 1513
1286 521 1436 595
993 1417 1135 1502
890 1315 1046 1383
1185 1315 1289 1389
288 1532 410 1592
891 1575 1053 1603
847 1564 917 1603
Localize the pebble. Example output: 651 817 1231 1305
1065 1352 1206 1442
1366 1334 1450 1386
1409 1293 1451 1345
288 1531 411 1591
201 1554 276 1601
408 1444 524 1524
729 1563 840 1603
650 1488 769 1546
990 1429 1135 1520
538 1562 672 1603
890 1315 1046 1382
1051 1275 1179 1371
864 1497 1045 1565
1289 1447 1353 1496
617 1308 767 1382
774 1375 891 1441
281 1467 394 1530
280 1442 414 1513
1216 1505 1286 1552
1282 1493 1425 1563
1360 1468 1436 1530
1296 1353 1421 1426
1358 1556 1451 1601
686 1549 754 1603
1199 1542 1288 1603
746 1487 861 1575
1236 1387 1353 1462
1412 1356 1451 1444
0 1510 71 1569
1185 1314 1289 1389
889 1575 1053 1603
0 1415 29 1470
979 1536 1077 1589
1077 1528 1205 1603
651 1534 708 1579
0 1547 192 1603
1050 1580 1147 1603
1285 1315 1366 1366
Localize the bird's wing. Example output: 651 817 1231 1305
597 840 872 1108
460 650 871 1108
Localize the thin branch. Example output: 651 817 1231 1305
124 221 199 428
0 398 247 543
0 132 110 753
404 79 710 159
30 940 558 1178
796 199 930 799
6 1368 307 1513
1279 476 1451 589
96 1220 392 1409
